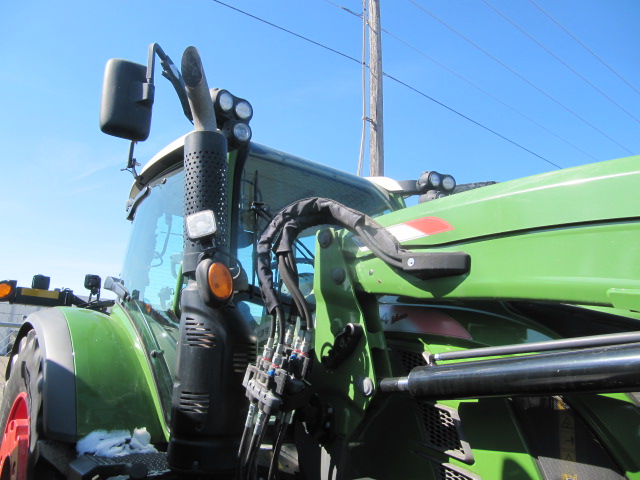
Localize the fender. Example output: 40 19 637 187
11 306 167 444
11 308 77 442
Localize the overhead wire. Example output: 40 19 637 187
382 72 561 168
380 27 596 162
211 0 558 167
211 0 361 64
406 0 634 155
322 0 566 168
528 0 640 98
481 0 640 125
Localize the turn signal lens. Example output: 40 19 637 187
0 280 17 302
207 262 233 302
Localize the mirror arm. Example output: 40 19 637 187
120 141 141 181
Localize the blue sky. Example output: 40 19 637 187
1 0 638 295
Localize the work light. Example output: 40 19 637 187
442 174 456 192
232 122 252 144
235 100 253 121
214 89 234 113
185 210 217 240
417 171 442 192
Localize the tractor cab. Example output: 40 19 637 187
113 135 397 426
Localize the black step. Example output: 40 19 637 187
68 452 169 479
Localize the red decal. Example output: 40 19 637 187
404 217 454 235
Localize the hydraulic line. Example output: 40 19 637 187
237 402 257 480
353 223 403 268
243 410 269 480
278 253 312 331
432 330 640 362
256 198 400 324
267 411 293 480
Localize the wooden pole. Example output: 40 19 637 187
368 0 384 176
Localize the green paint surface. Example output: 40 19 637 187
62 306 167 441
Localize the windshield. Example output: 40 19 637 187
232 144 393 340
118 143 394 420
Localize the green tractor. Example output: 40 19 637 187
1 44 639 480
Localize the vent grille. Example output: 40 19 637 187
399 349 427 374
419 402 462 453
393 347 473 464
233 340 258 373
179 391 210 414
433 463 480 480
418 402 473 463
185 319 216 348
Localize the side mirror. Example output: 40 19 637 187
99 59 154 141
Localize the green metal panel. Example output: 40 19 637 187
310 228 388 438
339 156 640 309
62 306 168 442
452 398 543 479
565 393 640 479
308 156 640 478
383 155 640 246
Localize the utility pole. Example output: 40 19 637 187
368 0 384 176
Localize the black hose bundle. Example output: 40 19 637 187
256 197 404 333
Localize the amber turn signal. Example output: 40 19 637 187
0 280 17 302
207 262 234 303
196 259 234 306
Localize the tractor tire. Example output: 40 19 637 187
0 329 62 479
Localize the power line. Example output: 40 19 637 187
322 0 592 162
381 28 596 162
528 0 640 98
211 0 362 65
211 0 559 168
407 0 634 155
383 72 562 168
482 0 640 125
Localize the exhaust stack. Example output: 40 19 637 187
167 46 253 477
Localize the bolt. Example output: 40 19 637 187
368 269 374 276
358 376 375 397
318 229 332 248
331 268 346 284
407 258 415 267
